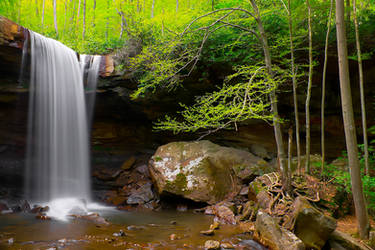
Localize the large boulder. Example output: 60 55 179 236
292 197 337 249
328 230 372 250
149 140 272 204
255 211 305 250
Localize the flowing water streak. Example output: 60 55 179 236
25 31 90 206
80 55 101 125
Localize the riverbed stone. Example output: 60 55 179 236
292 197 336 249
255 211 304 250
204 240 220 249
149 140 272 204
126 183 154 205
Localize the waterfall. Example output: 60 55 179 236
80 54 101 125
25 31 100 219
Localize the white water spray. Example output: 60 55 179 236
25 31 101 220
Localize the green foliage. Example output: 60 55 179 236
322 142 375 212
153 65 286 134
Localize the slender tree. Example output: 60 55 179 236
176 0 179 13
305 0 313 173
353 0 369 175
92 0 96 27
53 0 58 38
250 0 288 191
282 0 301 173
41 0 45 31
151 0 155 18
77 0 81 30
35 0 39 17
336 0 370 239
321 0 334 174
83 0 86 39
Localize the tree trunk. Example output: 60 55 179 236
287 127 293 192
83 0 86 40
77 0 81 28
346 0 351 28
321 0 334 174
106 0 110 40
63 0 68 39
287 0 301 173
151 0 155 18
41 0 45 31
92 0 96 27
53 0 58 38
17 0 21 24
305 0 313 174
353 0 369 175
212 0 215 11
336 0 370 239
176 0 179 13
250 0 288 190
35 0 39 17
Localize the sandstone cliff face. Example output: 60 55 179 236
0 16 26 77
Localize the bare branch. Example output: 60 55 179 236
181 7 255 36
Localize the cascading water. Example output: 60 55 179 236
80 54 101 125
25 31 101 220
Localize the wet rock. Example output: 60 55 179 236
238 239 266 250
135 164 149 176
292 197 336 249
111 195 127 206
35 213 51 220
169 233 177 240
209 221 220 230
0 201 9 212
255 211 304 250
239 221 255 233
127 225 146 231
239 186 249 196
204 240 220 249
11 205 22 213
220 242 234 249
8 238 14 244
328 230 371 250
30 205 49 214
177 204 187 212
126 183 154 205
200 229 215 236
113 230 126 237
149 140 272 204
213 205 236 225
74 213 110 226
93 167 122 181
20 200 31 212
121 156 136 170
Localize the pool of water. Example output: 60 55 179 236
0 208 266 249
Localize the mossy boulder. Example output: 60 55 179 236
149 140 272 204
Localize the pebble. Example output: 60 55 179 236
169 234 177 241
113 230 126 237
200 229 215 236
209 221 220 230
204 240 220 249
8 238 14 244
221 242 234 249
170 220 177 225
